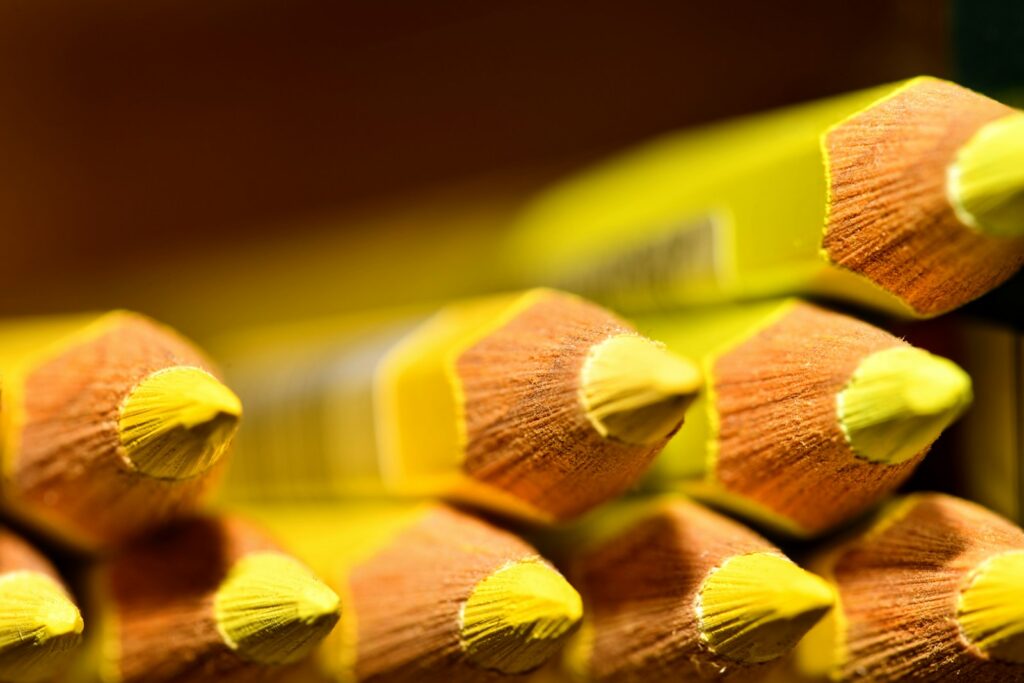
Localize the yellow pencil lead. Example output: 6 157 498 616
838 347 972 465
697 552 834 664
0 572 84 682
460 557 583 675
958 550 1024 663
580 333 702 445
949 112 1024 238
214 552 341 666
119 366 243 480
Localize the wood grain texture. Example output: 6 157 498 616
569 498 779 682
821 494 1024 682
103 516 297 683
823 78 1024 316
4 312 226 550
346 504 560 683
711 302 918 535
458 291 674 520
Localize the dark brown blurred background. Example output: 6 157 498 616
0 1 968 337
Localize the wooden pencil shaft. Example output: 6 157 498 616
90 515 339 683
0 311 241 550
220 288 699 522
638 299 971 537
240 502 582 682
507 77 1024 318
798 494 1024 682
567 497 831 682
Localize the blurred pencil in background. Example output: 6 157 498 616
0 311 242 551
0 3 953 333
797 493 1024 682
79 515 340 683
935 289 1024 526
954 316 1023 522
0 528 83 683
564 496 833 682
218 288 701 522
243 501 582 682
507 76 1024 318
635 299 972 536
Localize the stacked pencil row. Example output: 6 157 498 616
215 287 1005 682
212 75 1024 682
1 73 1021 683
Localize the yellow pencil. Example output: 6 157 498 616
0 528 83 683
219 288 701 522
0 311 242 550
941 312 1024 525
243 501 583 682
797 493 1024 682
637 299 972 537
81 515 340 683
564 496 833 682
507 76 1024 318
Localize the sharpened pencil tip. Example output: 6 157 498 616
837 347 972 465
697 552 834 664
958 550 1024 663
0 572 84 682
950 112 1024 238
460 557 582 675
214 552 341 666
119 366 242 480
580 334 702 445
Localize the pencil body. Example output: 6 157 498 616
244 502 583 683
566 497 833 682
0 529 83 682
507 77 1024 317
85 515 340 683
0 311 241 550
798 494 1024 682
637 299 971 536
221 288 699 522
949 315 1024 525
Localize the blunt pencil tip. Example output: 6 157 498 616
460 558 582 675
40 598 83 641
214 552 341 666
580 334 702 445
838 347 972 465
697 552 834 664
0 572 84 681
119 366 242 480
958 550 1024 664
950 112 1024 238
